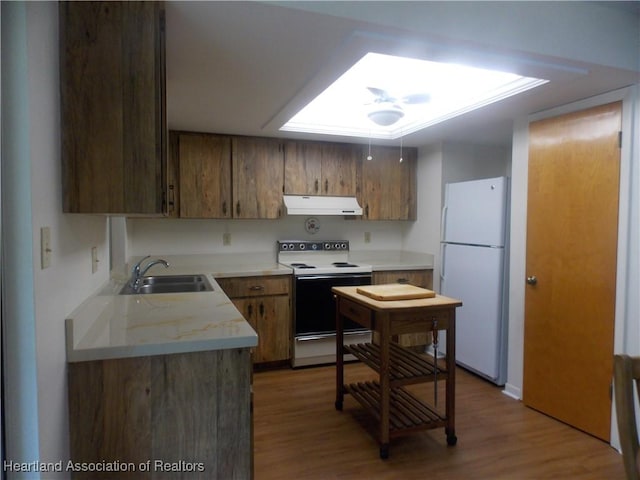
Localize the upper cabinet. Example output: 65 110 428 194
169 132 232 218
358 145 417 220
169 132 284 219
60 1 167 214
284 141 359 197
232 137 284 219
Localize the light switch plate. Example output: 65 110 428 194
41 227 51 269
364 232 371 244
223 232 231 246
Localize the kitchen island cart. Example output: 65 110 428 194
332 286 462 458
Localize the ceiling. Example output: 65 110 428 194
165 1 639 148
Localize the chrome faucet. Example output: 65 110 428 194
129 256 169 290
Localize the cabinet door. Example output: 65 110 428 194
284 141 358 196
60 1 166 214
232 137 284 218
284 141 323 195
322 143 359 196
359 145 416 220
373 269 433 288
255 296 291 363
175 133 232 218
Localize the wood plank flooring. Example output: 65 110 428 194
253 362 625 479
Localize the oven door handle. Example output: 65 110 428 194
296 334 335 342
296 331 369 341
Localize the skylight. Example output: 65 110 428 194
281 53 548 140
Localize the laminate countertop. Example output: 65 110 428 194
65 253 290 363
65 251 433 363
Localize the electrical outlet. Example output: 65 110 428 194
364 232 371 244
223 232 231 246
91 246 99 273
41 227 52 269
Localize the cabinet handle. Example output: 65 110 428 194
314 179 319 193
259 302 265 317
223 201 227 215
397 278 409 284
365 204 369 218
236 201 240 216
250 285 265 291
324 179 329 193
247 304 253 317
168 185 175 208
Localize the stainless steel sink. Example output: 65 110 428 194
119 274 214 295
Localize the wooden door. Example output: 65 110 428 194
177 133 232 218
232 137 284 218
523 101 622 441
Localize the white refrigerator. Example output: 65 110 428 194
440 176 509 386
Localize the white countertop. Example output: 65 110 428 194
66 253 290 363
66 251 433 363
350 250 434 271
66 274 260 363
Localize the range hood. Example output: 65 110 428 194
283 195 363 216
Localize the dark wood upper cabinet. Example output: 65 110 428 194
60 1 167 214
284 140 359 196
172 132 232 219
358 145 417 220
232 136 284 219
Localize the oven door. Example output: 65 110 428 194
294 273 371 336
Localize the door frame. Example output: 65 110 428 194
507 85 639 449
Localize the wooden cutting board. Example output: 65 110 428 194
356 284 436 301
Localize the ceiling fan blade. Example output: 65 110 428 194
402 92 430 104
367 86 395 103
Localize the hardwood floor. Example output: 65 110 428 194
253 362 625 479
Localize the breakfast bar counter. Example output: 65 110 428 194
332 286 462 459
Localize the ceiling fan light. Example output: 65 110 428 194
367 107 405 126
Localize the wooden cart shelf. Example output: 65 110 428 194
344 381 447 434
344 342 448 387
332 286 462 459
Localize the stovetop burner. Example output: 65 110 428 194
333 262 359 268
291 263 315 269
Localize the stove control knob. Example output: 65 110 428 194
341 243 347 250
288 243 295 250
281 244 288 250
334 243 340 250
324 243 331 250
311 243 318 250
299 244 306 250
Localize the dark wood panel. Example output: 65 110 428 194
68 349 252 479
60 1 166 214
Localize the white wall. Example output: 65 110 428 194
2 4 110 478
404 144 444 284
126 215 409 260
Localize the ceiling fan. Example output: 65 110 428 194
366 87 430 126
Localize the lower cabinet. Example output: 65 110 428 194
372 269 434 350
67 348 252 480
216 275 291 365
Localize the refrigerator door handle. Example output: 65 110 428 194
440 205 448 241
440 243 447 283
